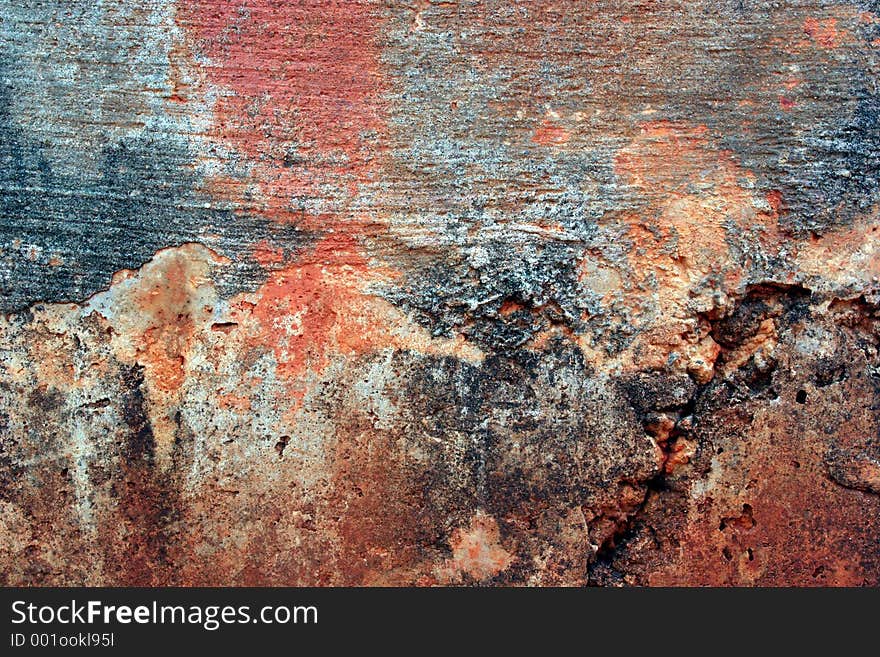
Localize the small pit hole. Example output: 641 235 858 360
275 436 290 459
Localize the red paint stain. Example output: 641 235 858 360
180 0 384 166
179 2 396 418
179 0 387 231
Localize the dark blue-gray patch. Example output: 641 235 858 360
0 70 311 313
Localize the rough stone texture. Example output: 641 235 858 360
1 1 879 586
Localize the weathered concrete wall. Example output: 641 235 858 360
1 0 879 585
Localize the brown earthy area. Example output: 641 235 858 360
1 0 879 586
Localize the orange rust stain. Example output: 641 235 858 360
252 240 285 266
598 121 784 379
613 122 750 300
140 328 188 393
766 190 784 215
127 256 199 395
649 412 880 587
88 245 222 464
244 234 481 405
246 235 366 386
721 318 778 376
440 511 514 582
498 299 525 316
778 95 795 111
217 392 251 412
663 437 696 474
237 233 483 404
613 121 782 287
532 118 570 146
27 330 79 390
614 122 710 190
797 217 880 284
803 17 842 49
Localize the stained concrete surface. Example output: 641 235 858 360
1 0 879 585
